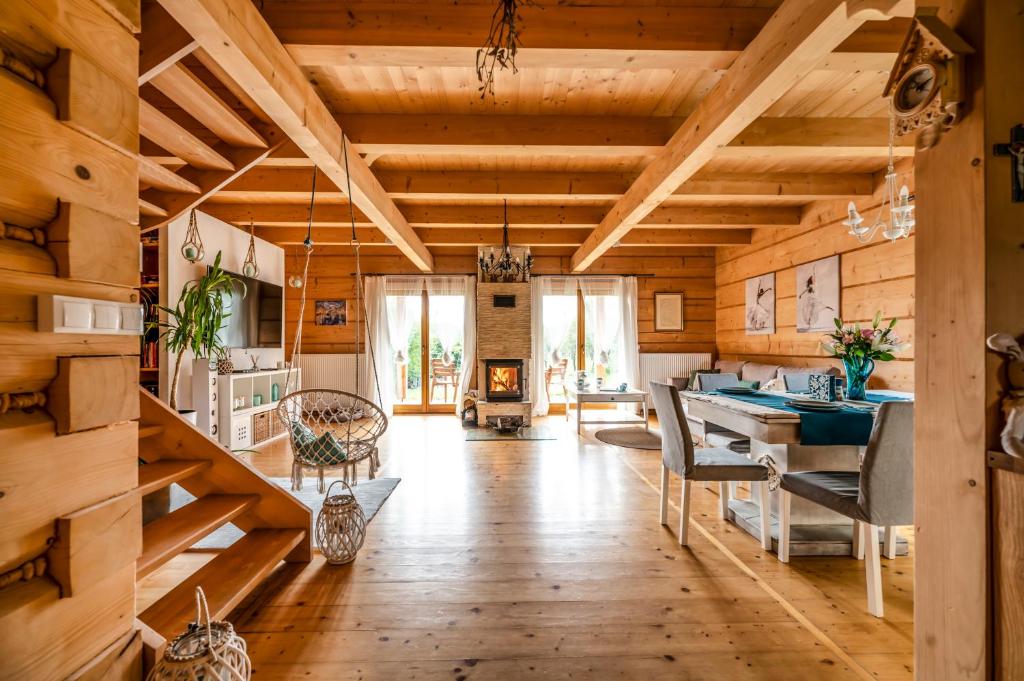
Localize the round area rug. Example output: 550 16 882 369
594 427 661 450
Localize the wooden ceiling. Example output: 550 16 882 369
137 0 914 268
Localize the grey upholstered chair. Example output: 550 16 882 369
777 401 914 618
650 381 771 549
782 373 812 392
694 372 740 391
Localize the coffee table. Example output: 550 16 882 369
566 386 649 435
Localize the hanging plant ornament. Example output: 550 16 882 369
242 221 260 278
181 208 205 263
476 0 539 99
146 587 251 681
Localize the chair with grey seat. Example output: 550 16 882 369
776 401 913 618
691 373 751 454
649 381 772 549
782 373 812 393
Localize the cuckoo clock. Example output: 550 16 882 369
883 8 973 149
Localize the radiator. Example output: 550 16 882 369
293 354 359 391
638 353 712 406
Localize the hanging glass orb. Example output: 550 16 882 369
242 261 258 278
288 274 304 288
180 209 205 263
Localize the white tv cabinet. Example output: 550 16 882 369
194 364 300 450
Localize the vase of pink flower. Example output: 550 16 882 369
822 312 909 400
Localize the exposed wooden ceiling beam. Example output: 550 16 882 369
140 125 288 231
253 115 908 160
570 0 913 272
138 154 200 194
139 99 234 171
255 226 753 248
157 0 434 271
219 168 875 202
265 3 907 72
138 2 197 84
149 62 268 149
201 203 799 229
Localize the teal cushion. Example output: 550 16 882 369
738 380 761 390
296 430 349 465
291 421 316 448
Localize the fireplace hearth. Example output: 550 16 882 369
485 359 525 402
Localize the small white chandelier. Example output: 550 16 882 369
843 106 915 243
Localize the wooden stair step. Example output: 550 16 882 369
139 528 306 640
138 494 259 579
138 423 164 439
137 460 212 497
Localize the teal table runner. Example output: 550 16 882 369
710 391 908 446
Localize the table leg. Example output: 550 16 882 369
643 401 649 431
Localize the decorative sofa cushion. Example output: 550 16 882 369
740 362 781 386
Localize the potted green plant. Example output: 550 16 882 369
821 311 910 400
149 251 243 417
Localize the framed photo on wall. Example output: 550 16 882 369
654 292 684 331
745 273 775 335
796 255 840 333
315 300 348 326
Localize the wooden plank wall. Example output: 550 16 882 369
715 166 915 391
0 1 142 679
283 248 716 357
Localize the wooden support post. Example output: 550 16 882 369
46 49 138 154
46 203 138 287
47 491 142 597
48 356 140 434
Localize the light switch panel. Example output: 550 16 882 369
38 295 142 335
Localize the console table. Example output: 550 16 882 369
567 386 649 434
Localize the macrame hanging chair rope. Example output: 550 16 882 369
280 137 387 492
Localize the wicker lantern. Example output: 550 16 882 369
316 480 367 564
147 588 251 681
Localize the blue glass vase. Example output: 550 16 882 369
842 356 874 401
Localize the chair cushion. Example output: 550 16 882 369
704 431 751 454
691 447 769 482
740 362 780 385
780 471 864 521
776 366 840 380
715 360 746 376
737 379 761 390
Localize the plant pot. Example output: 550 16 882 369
179 409 198 425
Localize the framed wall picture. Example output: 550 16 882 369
745 273 775 335
315 300 348 326
654 292 684 331
796 255 840 332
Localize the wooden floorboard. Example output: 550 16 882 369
139 414 913 679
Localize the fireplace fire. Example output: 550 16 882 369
485 359 525 402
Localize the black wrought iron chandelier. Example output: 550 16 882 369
479 200 532 283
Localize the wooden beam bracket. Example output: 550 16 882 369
47 356 140 434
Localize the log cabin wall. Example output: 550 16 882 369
284 248 716 357
0 0 143 678
714 166 915 391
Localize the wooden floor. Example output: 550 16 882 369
139 414 913 680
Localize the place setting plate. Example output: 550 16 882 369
784 399 842 412
717 387 758 395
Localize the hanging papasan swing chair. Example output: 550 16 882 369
277 139 388 492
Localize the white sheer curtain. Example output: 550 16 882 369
384 276 424 407
531 277 579 417
530 278 548 417
618 277 641 409
362 276 395 416
579 277 623 384
425 276 474 414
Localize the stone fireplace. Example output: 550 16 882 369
485 359 525 402
475 247 532 427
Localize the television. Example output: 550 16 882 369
213 268 283 349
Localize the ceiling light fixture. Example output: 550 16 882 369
478 200 532 283
843 107 916 243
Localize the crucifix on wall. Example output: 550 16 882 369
993 124 1024 203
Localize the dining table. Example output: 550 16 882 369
681 388 913 557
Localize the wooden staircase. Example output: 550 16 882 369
135 388 310 654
